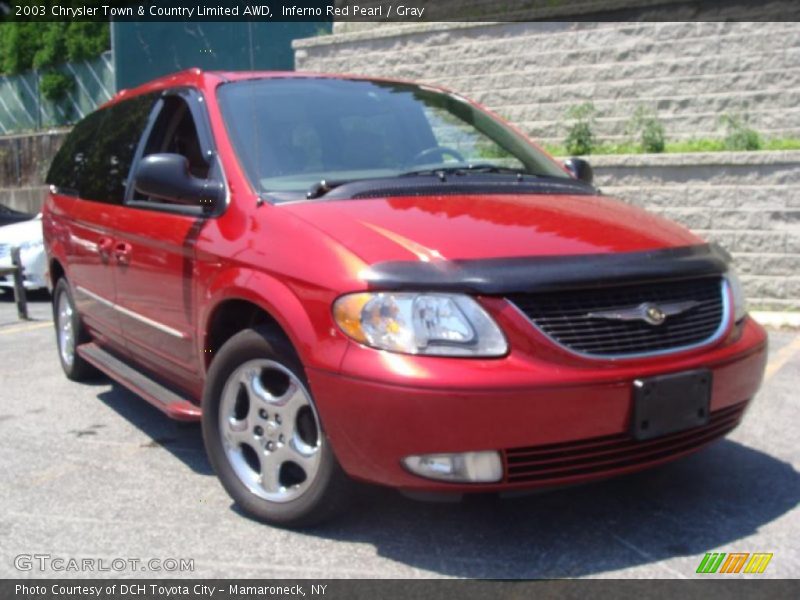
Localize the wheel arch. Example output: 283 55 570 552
200 268 344 375
203 298 294 371
49 257 66 289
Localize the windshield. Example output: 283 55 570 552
217 78 569 201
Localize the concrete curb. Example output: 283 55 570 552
751 311 800 330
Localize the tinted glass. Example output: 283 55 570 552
129 96 210 205
46 109 105 195
48 94 155 203
217 79 568 201
79 94 156 203
140 96 208 178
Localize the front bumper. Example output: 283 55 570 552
307 316 767 492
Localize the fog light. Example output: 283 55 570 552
402 451 503 483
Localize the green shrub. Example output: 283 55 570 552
64 23 111 62
721 114 761 151
627 106 666 153
32 24 67 70
0 23 40 75
564 102 597 156
0 22 109 75
39 72 75 103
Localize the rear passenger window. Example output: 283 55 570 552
47 110 105 195
47 94 156 203
80 95 156 203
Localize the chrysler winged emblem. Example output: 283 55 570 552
586 300 700 326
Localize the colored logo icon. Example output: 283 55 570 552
696 552 773 574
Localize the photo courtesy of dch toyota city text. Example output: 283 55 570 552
0 1 798 598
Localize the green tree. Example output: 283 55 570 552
0 23 41 75
65 23 111 61
0 22 110 75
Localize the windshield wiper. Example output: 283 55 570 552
306 179 350 199
305 165 535 199
397 164 531 178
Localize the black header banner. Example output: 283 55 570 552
3 579 800 600
3 0 800 22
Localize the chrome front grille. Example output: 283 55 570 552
508 277 727 357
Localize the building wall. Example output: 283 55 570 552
295 21 800 147
112 22 330 90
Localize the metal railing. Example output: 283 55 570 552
0 247 29 320
0 53 114 134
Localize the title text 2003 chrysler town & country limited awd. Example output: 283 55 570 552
43 70 767 527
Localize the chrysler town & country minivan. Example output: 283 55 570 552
43 70 768 526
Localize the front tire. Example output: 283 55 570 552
53 278 97 381
202 327 352 527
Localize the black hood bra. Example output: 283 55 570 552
362 243 731 295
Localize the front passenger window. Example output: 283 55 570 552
133 96 209 202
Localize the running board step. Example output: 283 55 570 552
77 342 202 422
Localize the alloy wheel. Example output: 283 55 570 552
57 291 75 368
218 359 322 503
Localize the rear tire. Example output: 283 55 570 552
53 278 97 381
202 326 352 527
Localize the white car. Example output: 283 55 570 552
0 214 47 292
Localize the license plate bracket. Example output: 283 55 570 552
631 369 712 441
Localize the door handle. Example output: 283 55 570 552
114 242 132 265
97 236 114 256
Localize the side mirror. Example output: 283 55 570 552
134 153 223 208
564 157 594 186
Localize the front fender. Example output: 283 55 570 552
199 266 349 374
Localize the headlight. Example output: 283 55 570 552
726 269 747 322
333 292 508 357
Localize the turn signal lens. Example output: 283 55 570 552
332 293 371 343
725 269 747 322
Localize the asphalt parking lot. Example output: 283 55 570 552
1 292 798 579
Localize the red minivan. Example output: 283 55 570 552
43 70 767 526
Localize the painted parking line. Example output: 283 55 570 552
764 334 800 382
0 321 52 336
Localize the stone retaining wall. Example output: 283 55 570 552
0 130 68 214
589 151 800 311
294 21 800 147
